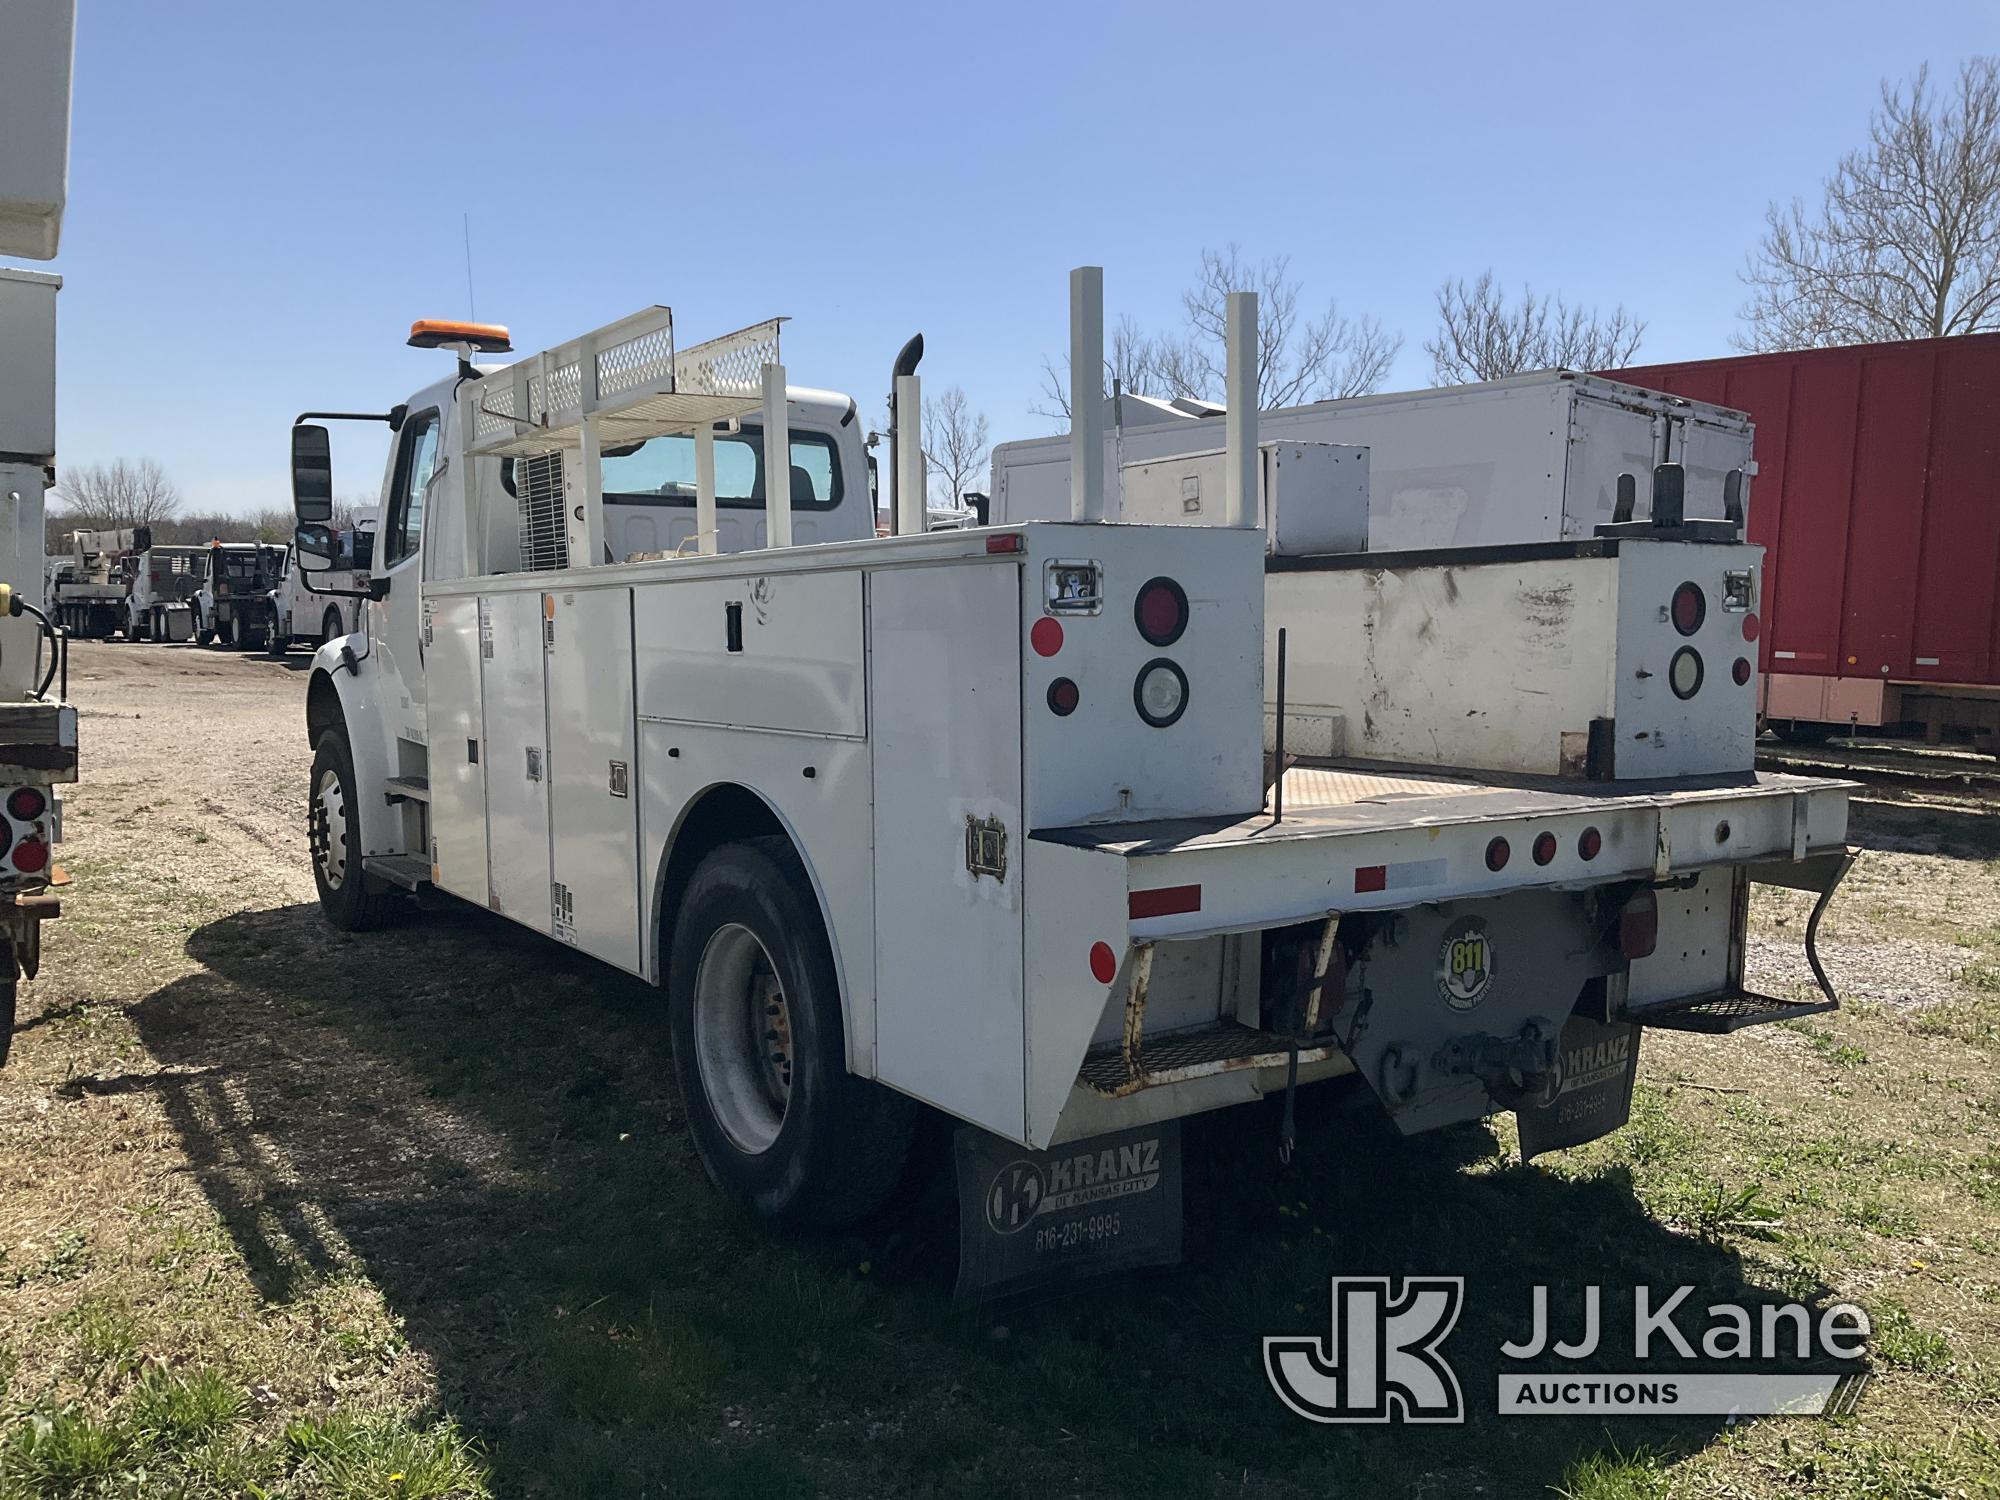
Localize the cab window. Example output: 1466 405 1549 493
599 426 842 510
384 410 441 568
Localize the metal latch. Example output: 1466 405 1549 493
609 760 629 798
526 746 543 782
964 815 1008 881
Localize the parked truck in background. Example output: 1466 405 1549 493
195 540 286 649
127 541 203 641
1609 333 2000 750
265 513 374 654
52 525 140 638
0 0 76 1065
284 274 1851 1292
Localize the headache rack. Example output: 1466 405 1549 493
460 306 790 572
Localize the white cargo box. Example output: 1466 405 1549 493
0 0 76 260
991 372 1755 553
0 268 59 457
1120 441 1368 556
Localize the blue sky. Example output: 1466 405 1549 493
45 0 1999 514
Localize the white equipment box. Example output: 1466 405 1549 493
0 0 74 261
991 372 1754 552
1120 441 1367 557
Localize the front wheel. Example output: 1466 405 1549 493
308 729 392 931
321 607 346 648
668 837 914 1228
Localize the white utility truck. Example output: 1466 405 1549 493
990 371 1754 553
0 0 76 1066
265 514 374 655
291 273 1850 1295
53 525 140 638
194 540 286 649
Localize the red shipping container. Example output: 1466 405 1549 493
1608 333 2000 731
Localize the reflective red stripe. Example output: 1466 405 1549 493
1128 884 1201 919
1354 865 1387 893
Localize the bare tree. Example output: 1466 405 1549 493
922 386 991 508
1180 246 1400 408
1031 248 1401 426
1426 272 1646 383
1740 58 2000 350
50 458 182 531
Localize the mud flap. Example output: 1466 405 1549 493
954 1120 1182 1303
1515 1014 1641 1162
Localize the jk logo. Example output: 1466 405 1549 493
1264 1277 1465 1424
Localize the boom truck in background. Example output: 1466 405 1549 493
52 525 140 637
0 0 76 1067
288 269 1852 1294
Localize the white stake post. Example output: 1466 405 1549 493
694 422 717 555
895 373 925 536
1224 290 1257 530
761 363 792 549
1070 266 1105 521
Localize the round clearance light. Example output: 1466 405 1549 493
1485 836 1511 872
1134 576 1189 647
1732 656 1752 686
1577 826 1602 861
1133 659 1189 728
1089 942 1118 984
1670 646 1705 699
6 787 45 821
1671 582 1706 636
1030 618 1064 658
12 838 48 875
1532 831 1558 866
1047 677 1080 717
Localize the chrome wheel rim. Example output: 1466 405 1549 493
311 766 348 891
692 923 794 1155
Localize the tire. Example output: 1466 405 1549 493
322 607 345 647
668 837 915 1228
308 729 392 932
266 621 289 658
194 608 215 646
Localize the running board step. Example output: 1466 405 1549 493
383 775 430 804
362 853 431 891
1623 988 1835 1034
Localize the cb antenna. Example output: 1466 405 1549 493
462 212 477 322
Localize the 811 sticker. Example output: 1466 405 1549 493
1437 917 1495 1011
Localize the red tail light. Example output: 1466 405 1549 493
1532 831 1557 866
1134 577 1189 647
7 787 45 821
1732 657 1752 686
12 838 48 875
1046 677 1080 716
1619 889 1659 960
1671 582 1706 636
1485 837 1511 872
1577 826 1602 861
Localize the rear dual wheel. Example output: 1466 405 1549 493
668 837 914 1228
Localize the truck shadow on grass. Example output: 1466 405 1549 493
95 898 1848 1498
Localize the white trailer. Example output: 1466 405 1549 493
288 277 1849 1293
0 0 76 1065
990 372 1755 551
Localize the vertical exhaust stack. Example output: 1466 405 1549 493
761 363 792 549
1224 290 1258 530
1070 266 1105 522
886 334 924 534
895 372 925 537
